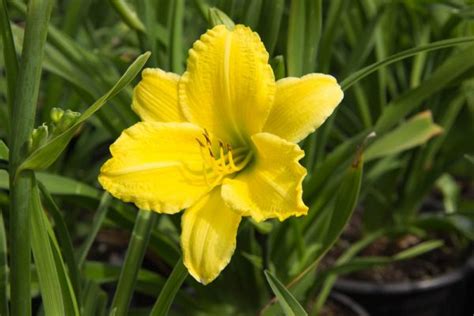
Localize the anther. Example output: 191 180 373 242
203 132 211 145
208 147 215 158
196 138 205 147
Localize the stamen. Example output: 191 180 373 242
203 129 211 145
227 149 237 170
219 144 225 169
195 129 251 187
207 147 215 158
196 138 205 147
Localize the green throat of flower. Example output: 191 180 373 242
196 129 253 187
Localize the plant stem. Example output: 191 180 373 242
150 258 188 316
109 209 158 316
8 0 53 315
78 192 112 267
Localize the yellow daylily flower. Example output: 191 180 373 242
99 25 343 284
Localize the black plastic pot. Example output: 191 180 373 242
333 255 474 316
329 292 369 316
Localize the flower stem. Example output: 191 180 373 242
150 258 188 316
8 0 53 315
110 209 158 316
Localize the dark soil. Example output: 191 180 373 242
322 208 470 283
319 298 359 316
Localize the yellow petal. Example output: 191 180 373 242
99 122 215 213
179 25 275 145
221 133 308 222
263 74 343 143
181 187 241 284
132 68 185 122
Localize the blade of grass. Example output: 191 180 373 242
109 209 158 316
150 258 188 316
8 1 54 314
264 270 308 316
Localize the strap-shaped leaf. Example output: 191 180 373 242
31 182 79 315
17 52 150 175
365 111 442 161
264 270 307 316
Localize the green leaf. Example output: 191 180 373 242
320 240 444 276
365 111 443 161
318 0 346 72
82 281 108 316
169 0 185 73
341 36 474 90
37 182 82 304
393 240 444 260
109 0 146 32
0 141 8 161
264 270 307 316
258 0 284 55
208 7 235 29
78 193 112 267
465 154 474 164
270 55 286 80
17 52 150 174
36 172 101 198
291 150 364 288
436 174 460 214
30 183 79 316
319 153 364 255
286 0 305 76
303 0 322 72
312 229 387 314
0 0 19 119
374 45 474 133
110 209 158 315
150 259 188 316
8 1 54 314
0 170 101 199
243 0 262 29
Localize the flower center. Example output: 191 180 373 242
196 129 252 187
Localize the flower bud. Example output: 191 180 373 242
208 7 235 29
50 107 64 124
28 124 49 153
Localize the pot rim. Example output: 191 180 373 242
334 254 474 295
330 292 370 316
